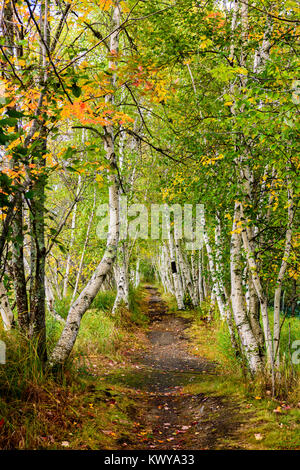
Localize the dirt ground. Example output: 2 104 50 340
121 286 247 450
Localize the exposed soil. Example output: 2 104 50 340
120 286 246 450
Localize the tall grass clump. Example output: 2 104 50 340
75 308 123 358
215 320 242 371
0 329 47 398
128 286 148 326
91 290 116 312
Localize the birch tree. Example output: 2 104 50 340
48 2 122 367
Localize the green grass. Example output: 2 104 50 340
2 284 298 450
0 286 148 449
91 290 116 312
128 286 149 326
160 292 300 450
139 260 156 283
0 329 47 398
54 290 116 320
76 308 124 358
268 309 300 371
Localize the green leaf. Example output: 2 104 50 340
6 109 26 118
64 147 77 159
71 83 82 98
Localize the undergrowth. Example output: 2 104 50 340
0 287 146 449
161 291 300 450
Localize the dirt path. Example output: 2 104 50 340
121 286 246 450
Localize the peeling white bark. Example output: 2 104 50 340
168 232 185 310
230 203 263 374
71 185 97 305
63 174 81 298
134 259 140 288
203 222 226 320
239 203 274 372
176 242 198 307
48 2 121 367
112 242 129 314
273 180 294 367
198 250 204 303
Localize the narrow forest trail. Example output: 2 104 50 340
112 286 247 450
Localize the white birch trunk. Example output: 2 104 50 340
198 250 204 303
48 2 121 367
239 204 274 371
168 232 185 310
63 174 81 298
134 259 140 288
45 276 55 314
112 242 129 314
176 242 199 307
203 225 226 320
191 251 200 305
273 180 294 368
45 277 65 323
71 185 97 305
230 203 263 374
246 273 264 352
161 243 175 295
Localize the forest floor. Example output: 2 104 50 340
1 285 299 450
98 285 299 451
114 285 246 450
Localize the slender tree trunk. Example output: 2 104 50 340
63 174 81 298
168 231 185 310
29 133 47 361
203 225 226 320
134 259 140 288
230 203 263 374
239 204 274 375
247 275 264 354
45 275 54 314
48 1 121 367
12 194 29 332
159 244 175 295
176 241 198 307
112 242 129 313
198 249 204 302
273 179 294 368
191 251 199 303
71 185 96 305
